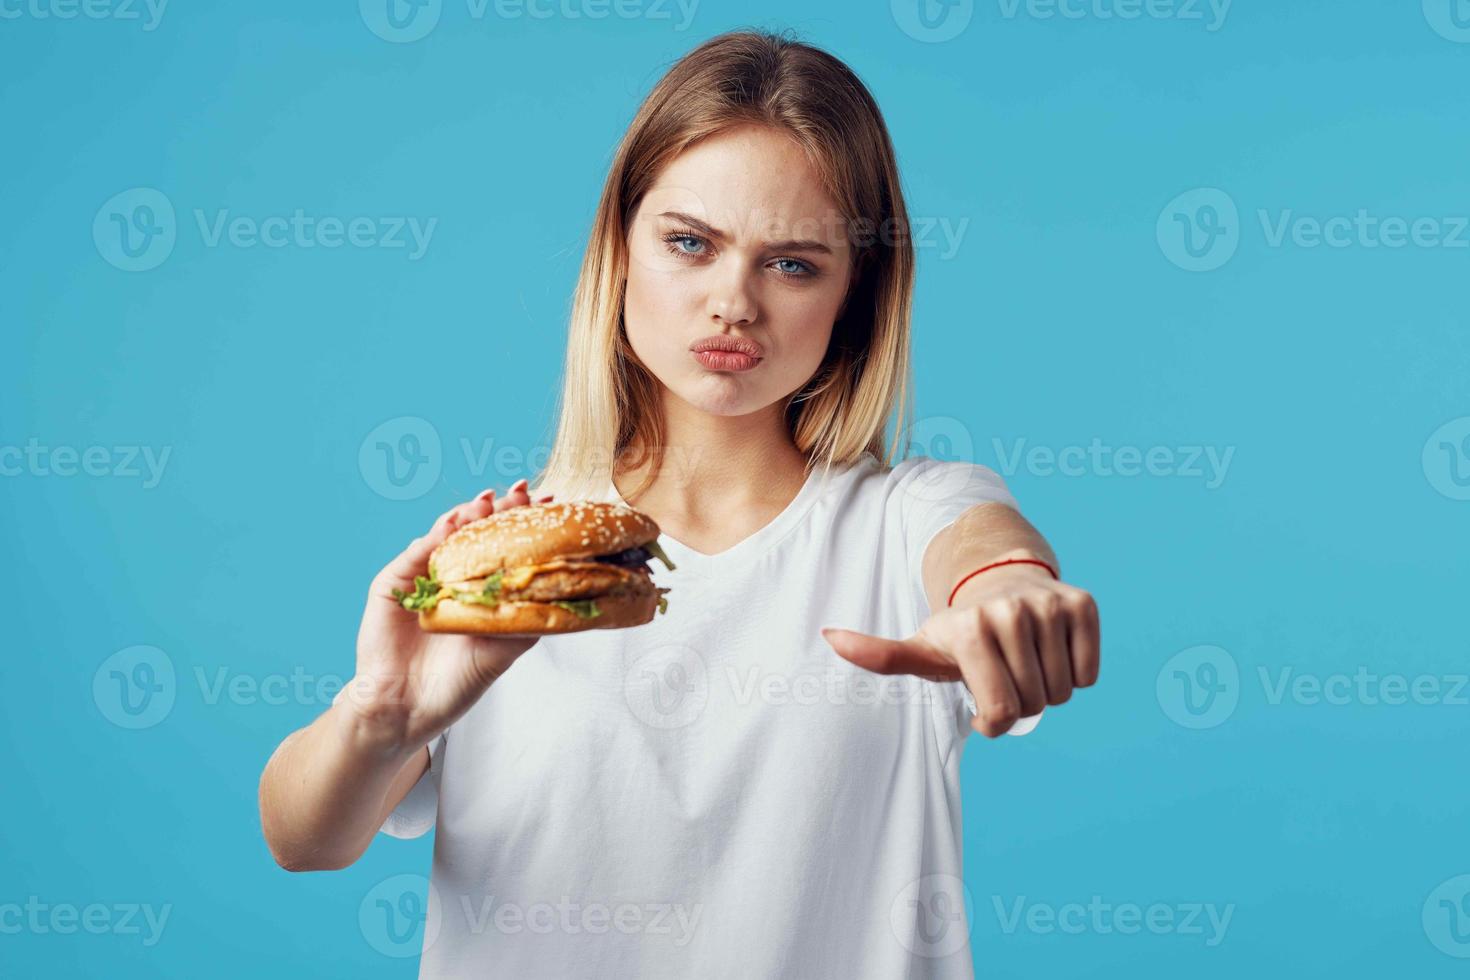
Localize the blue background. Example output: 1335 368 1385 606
3 0 1468 976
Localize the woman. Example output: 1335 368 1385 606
260 29 1099 978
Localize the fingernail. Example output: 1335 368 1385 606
512 478 529 491
537 494 555 503
477 488 497 501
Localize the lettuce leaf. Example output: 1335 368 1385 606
644 539 677 572
551 599 602 619
453 570 504 607
393 575 445 612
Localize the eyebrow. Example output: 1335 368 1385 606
656 211 835 256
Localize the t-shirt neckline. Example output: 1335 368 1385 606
605 459 849 577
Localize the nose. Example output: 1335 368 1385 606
705 258 757 326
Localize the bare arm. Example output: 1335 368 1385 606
258 481 546 872
920 501 1059 612
258 702 429 872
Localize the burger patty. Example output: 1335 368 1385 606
507 564 650 602
454 560 650 603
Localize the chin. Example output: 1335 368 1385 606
670 375 773 418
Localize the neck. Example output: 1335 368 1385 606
615 390 809 520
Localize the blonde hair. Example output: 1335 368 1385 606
535 28 916 501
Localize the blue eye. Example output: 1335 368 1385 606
773 258 809 277
663 233 705 256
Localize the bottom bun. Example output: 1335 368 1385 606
418 587 661 636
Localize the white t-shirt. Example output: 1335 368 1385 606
379 452 1019 978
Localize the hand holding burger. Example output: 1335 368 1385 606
340 482 672 756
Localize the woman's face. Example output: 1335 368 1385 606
624 124 855 419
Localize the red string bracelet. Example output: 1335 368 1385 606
947 558 1058 607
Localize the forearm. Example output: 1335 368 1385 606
921 502 1059 612
258 701 429 872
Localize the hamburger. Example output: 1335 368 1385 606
393 501 675 635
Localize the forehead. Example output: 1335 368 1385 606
643 125 849 248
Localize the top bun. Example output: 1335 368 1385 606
430 501 660 583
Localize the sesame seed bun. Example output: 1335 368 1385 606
430 501 660 584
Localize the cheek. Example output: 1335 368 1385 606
622 256 688 364
766 285 843 364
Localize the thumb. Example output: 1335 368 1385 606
820 627 960 681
